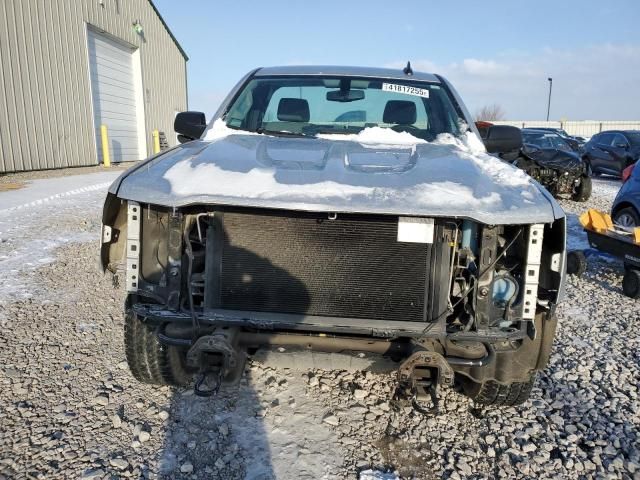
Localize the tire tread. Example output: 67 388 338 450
124 308 191 386
467 374 536 406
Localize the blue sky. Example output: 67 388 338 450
154 0 640 120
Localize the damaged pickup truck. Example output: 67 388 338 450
101 65 566 408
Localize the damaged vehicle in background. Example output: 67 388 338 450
582 130 640 178
101 65 566 408
514 129 592 202
523 127 585 153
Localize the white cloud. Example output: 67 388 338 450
386 44 640 120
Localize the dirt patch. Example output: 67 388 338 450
0 181 26 192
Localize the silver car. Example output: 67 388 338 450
101 65 566 408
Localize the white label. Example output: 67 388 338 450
397 217 434 243
382 83 430 98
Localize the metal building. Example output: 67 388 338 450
0 0 188 173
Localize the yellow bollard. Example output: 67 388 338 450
100 125 111 167
152 129 160 154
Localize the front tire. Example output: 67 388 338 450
572 176 592 202
124 309 193 386
461 374 536 406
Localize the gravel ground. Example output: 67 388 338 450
0 175 639 479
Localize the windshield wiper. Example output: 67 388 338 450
255 128 314 138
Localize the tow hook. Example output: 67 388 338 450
395 350 454 415
186 328 246 397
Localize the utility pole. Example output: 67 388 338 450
546 77 553 121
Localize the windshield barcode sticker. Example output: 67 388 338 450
382 83 430 98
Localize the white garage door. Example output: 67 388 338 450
87 29 143 163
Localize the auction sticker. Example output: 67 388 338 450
382 83 430 98
397 217 434 243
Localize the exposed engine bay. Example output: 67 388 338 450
101 196 565 403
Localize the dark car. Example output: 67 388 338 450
612 162 640 227
523 127 584 152
514 129 591 201
583 130 640 178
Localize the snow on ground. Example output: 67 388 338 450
0 171 639 479
0 171 119 318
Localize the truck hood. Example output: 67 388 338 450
113 127 563 225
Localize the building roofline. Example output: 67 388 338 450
147 0 188 61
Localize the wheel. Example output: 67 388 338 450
461 374 536 406
566 250 587 276
124 308 193 386
571 176 592 202
622 269 640 299
613 207 640 229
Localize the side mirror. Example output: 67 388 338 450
482 125 523 154
615 143 629 150
174 111 207 143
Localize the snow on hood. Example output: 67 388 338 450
164 160 501 210
115 125 562 225
206 123 532 189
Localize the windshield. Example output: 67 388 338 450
523 131 571 151
222 76 466 141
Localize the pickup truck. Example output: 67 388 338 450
101 65 566 407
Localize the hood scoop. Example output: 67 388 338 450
345 147 417 173
256 138 330 170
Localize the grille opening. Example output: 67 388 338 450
189 209 448 324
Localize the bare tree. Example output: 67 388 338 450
474 104 506 122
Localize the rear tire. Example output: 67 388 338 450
622 269 640 299
124 309 192 386
461 374 536 406
572 176 592 202
566 250 587 277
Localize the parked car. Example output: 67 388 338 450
101 65 566 407
612 162 640 227
582 130 640 177
515 129 591 201
523 127 585 152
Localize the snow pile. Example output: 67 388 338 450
318 127 427 147
409 181 500 208
0 182 113 213
201 119 261 142
433 132 532 188
359 469 400 480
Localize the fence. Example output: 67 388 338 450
492 121 640 139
